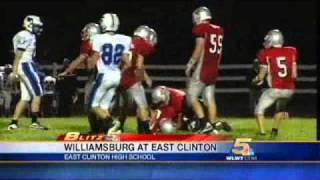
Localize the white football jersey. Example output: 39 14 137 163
91 33 131 74
12 30 36 63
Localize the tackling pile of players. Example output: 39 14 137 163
6 6 298 138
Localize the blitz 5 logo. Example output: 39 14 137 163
231 138 255 156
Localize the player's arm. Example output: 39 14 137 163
9 50 24 82
185 38 205 77
87 51 100 69
143 70 152 88
252 50 267 86
292 62 298 79
252 65 267 85
135 54 145 81
120 53 131 73
12 51 23 74
59 53 88 76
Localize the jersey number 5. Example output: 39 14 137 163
276 56 288 78
209 34 223 55
101 43 125 65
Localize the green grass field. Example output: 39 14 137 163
0 116 316 141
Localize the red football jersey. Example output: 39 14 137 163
130 38 154 57
120 38 154 90
257 46 298 89
80 40 93 55
192 23 224 84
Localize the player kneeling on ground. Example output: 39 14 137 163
253 29 298 138
150 86 227 134
118 25 157 134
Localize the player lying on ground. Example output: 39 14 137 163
87 13 131 135
8 15 48 130
58 23 101 133
185 7 231 133
118 25 157 134
252 29 298 138
150 86 230 134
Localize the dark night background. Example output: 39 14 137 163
0 0 317 65
0 0 317 118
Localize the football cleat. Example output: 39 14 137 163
8 123 19 130
199 122 214 134
270 130 278 139
30 122 49 130
184 118 201 132
221 121 232 132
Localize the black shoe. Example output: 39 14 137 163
221 121 232 132
30 122 49 130
184 118 200 132
199 122 214 134
270 131 278 139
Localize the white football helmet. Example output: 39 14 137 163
192 6 212 25
160 120 176 134
81 23 100 41
151 86 170 106
263 29 284 48
23 15 43 36
133 25 158 46
44 76 56 84
100 13 119 32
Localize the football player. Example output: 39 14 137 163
118 25 157 134
253 29 297 138
8 15 48 130
185 7 231 133
150 86 226 134
58 23 100 133
87 13 131 135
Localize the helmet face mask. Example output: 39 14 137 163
192 6 212 25
81 23 100 41
100 13 119 33
23 15 43 36
263 29 284 48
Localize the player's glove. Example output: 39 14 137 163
185 58 196 77
251 76 264 86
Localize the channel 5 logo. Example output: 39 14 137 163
231 138 255 156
